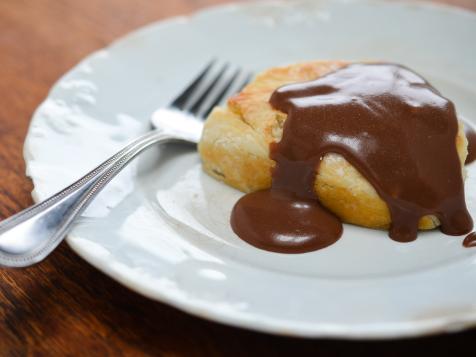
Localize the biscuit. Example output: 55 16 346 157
198 61 468 230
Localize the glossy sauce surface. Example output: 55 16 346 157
231 189 342 253
231 63 473 253
463 232 476 248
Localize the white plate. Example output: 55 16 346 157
24 0 476 339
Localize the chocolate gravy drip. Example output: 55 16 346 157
463 232 476 248
231 63 473 253
464 124 476 165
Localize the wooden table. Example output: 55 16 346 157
0 0 475 355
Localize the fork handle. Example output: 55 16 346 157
0 129 178 267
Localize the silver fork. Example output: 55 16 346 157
0 60 251 268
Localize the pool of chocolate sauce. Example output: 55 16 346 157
230 189 342 253
231 63 474 253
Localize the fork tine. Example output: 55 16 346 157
236 72 253 93
195 68 242 118
170 59 216 109
187 63 229 114
198 70 254 119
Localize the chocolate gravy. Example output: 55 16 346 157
465 124 476 165
231 63 473 253
231 189 342 253
463 232 476 248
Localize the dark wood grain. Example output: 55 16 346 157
0 0 475 355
